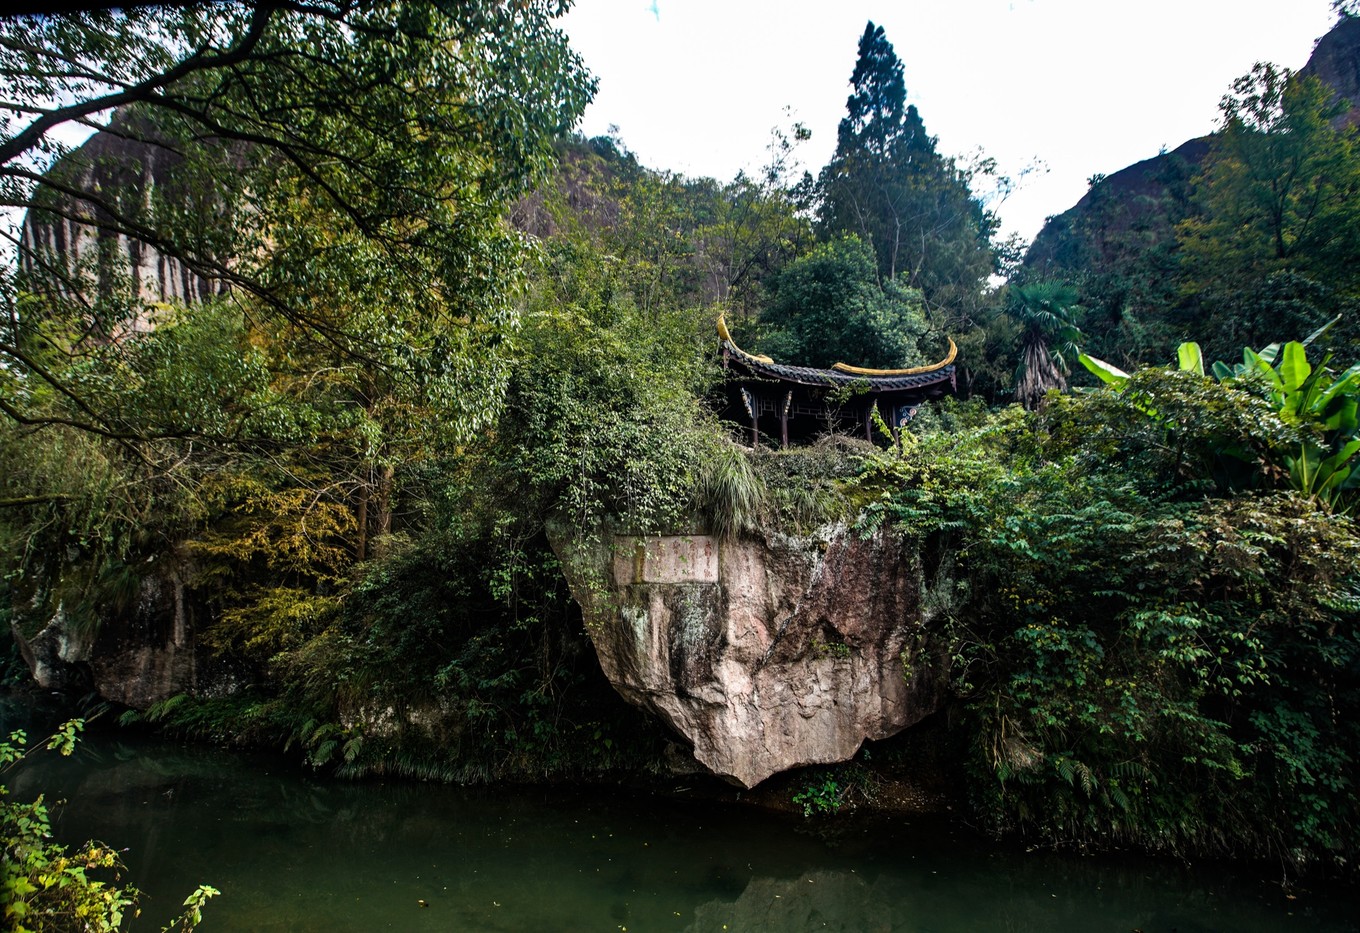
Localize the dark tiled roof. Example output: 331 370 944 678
721 341 954 392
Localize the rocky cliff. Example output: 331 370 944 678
19 108 235 318
1300 15 1360 129
1023 136 1207 276
1025 16 1360 276
549 524 948 788
12 559 243 710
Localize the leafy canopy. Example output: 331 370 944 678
2 1 595 448
758 234 928 369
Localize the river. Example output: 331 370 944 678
3 707 1354 932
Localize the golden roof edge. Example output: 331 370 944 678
716 312 774 364
831 339 958 376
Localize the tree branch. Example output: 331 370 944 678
0 4 277 167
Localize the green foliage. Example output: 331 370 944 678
170 521 665 782
102 133 737 779
791 763 879 818
1025 153 1195 370
694 441 768 539
1 1 596 653
492 301 717 538
1230 341 1360 511
7 4 1358 883
695 438 864 539
1006 282 1084 409
521 131 812 324
856 363 1360 866
758 235 928 368
1179 65 1360 298
1 11 764 787
817 21 998 305
750 441 863 532
1175 63 1360 361
4 2 595 445
1027 59 1360 370
1084 337 1360 511
159 887 220 933
0 722 216 932
121 354 682 782
793 774 849 818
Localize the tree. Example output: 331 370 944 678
1177 64 1360 358
758 234 928 369
817 22 997 312
1 2 594 448
1007 281 1083 409
693 118 816 320
0 2 593 663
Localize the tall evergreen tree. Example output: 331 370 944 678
817 22 996 314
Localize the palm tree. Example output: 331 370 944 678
1008 282 1083 409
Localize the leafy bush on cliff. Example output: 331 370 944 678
860 366 1360 866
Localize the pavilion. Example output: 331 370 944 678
716 314 957 448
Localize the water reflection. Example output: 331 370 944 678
5 722 1352 933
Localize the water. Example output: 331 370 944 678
5 718 1355 932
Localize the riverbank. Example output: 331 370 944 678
6 704 1354 933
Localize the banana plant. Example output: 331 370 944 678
1254 343 1360 511
1078 341 1206 388
1226 342 1360 434
1287 439 1360 509
1080 333 1360 511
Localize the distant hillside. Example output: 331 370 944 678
1025 16 1360 277
1023 137 1208 276
1300 13 1360 128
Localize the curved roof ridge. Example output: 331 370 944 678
716 312 774 364
830 339 957 375
717 312 956 378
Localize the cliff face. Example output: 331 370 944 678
11 560 247 709
1024 137 1207 277
549 525 949 788
1300 15 1360 129
19 108 235 319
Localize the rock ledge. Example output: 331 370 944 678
550 524 947 788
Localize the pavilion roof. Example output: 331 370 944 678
717 315 956 392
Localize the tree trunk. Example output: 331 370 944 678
372 463 394 559
355 475 369 562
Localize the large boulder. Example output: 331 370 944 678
549 524 948 788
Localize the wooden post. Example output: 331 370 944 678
780 390 792 449
741 388 758 449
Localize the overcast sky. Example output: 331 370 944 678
561 0 1340 245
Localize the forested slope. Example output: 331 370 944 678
1 3 1357 875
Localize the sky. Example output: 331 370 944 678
560 0 1340 245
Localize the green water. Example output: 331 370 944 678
6 724 1355 932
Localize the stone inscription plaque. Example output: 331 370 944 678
612 536 719 585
